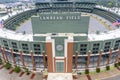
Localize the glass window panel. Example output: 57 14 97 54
34 56 44 69
14 54 22 66
77 57 87 69
2 40 9 50
110 52 118 64
56 62 64 72
5 51 13 63
23 55 32 68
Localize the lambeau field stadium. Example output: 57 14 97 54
0 0 120 79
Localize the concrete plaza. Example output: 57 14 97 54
0 64 120 80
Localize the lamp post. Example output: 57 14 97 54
75 51 78 71
42 51 46 70
116 0 118 7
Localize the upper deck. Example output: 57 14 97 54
0 2 119 42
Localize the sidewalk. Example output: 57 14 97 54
76 68 120 80
0 65 43 80
47 73 73 80
0 64 120 80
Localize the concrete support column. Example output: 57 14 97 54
54 57 56 72
67 42 73 73
75 51 78 70
42 51 46 70
3 47 8 62
10 49 16 66
107 48 113 66
114 48 120 64
31 51 36 71
118 48 120 63
46 42 53 72
97 50 102 68
20 50 25 68
64 57 66 72
114 49 119 64
86 51 91 70
0 47 6 62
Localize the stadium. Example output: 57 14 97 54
0 0 120 78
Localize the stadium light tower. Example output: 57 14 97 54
116 0 118 7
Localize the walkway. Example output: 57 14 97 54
0 64 43 80
1 64 120 80
76 68 120 80
47 73 73 80
90 68 120 80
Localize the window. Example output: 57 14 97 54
53 16 55 20
33 44 41 55
6 52 12 63
103 42 111 53
114 40 120 50
21 43 29 54
24 55 32 67
59 16 63 20
79 44 87 55
89 56 98 68
11 42 18 52
56 62 64 72
39 17 42 20
34 56 44 68
74 16 77 19
92 43 100 54
3 40 9 50
14 54 22 66
56 16 59 20
50 16 52 20
46 16 49 20
77 57 87 69
43 16 45 20
101 54 109 66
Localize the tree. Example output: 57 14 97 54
14 66 21 73
107 2 114 8
5 62 11 69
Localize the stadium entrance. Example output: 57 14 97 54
46 36 73 73
55 61 64 72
